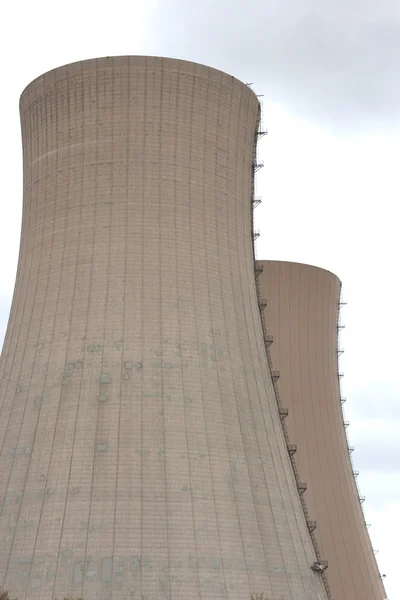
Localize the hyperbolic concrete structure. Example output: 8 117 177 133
257 260 386 600
0 57 328 599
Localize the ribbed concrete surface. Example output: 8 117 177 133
0 58 327 600
257 260 386 600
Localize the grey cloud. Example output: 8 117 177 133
346 384 400 420
352 436 400 473
344 389 400 474
357 470 400 510
147 0 400 129
0 296 12 351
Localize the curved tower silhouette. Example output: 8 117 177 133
0 58 327 600
257 260 386 600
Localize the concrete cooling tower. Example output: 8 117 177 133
256 260 386 600
0 58 328 600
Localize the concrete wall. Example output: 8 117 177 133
257 260 386 600
0 57 327 600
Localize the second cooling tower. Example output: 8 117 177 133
257 260 386 600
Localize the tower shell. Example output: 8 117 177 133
257 260 386 600
0 58 327 600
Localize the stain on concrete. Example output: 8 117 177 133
101 557 113 582
73 562 84 583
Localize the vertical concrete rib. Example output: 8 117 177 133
257 260 386 600
0 57 328 600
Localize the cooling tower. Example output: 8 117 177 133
257 260 386 600
0 58 328 600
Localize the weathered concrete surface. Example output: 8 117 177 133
257 260 386 600
0 57 327 600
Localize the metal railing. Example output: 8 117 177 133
336 287 368 513
250 105 332 598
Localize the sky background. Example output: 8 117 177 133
0 0 399 597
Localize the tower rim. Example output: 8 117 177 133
19 54 257 105
256 259 342 283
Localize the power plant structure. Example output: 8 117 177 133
0 56 384 600
256 261 386 600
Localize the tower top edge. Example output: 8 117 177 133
256 259 342 283
20 55 259 104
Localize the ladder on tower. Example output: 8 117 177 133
250 101 332 599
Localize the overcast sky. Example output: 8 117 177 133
0 0 399 597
